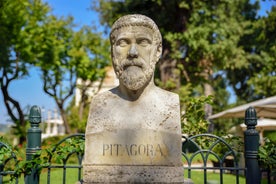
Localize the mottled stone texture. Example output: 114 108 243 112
83 14 184 183
83 166 184 183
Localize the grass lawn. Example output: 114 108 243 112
39 167 82 183
3 168 274 183
184 170 246 184
184 170 275 184
5 167 82 183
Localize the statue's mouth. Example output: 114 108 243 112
122 60 144 70
123 64 142 70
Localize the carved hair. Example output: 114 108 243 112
110 14 162 45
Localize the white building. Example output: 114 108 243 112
42 109 65 139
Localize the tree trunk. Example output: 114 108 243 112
200 59 214 132
59 106 71 134
204 82 213 118
0 69 26 144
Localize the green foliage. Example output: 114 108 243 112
227 6 276 101
93 0 266 133
67 104 89 133
214 134 243 161
0 137 25 182
258 137 276 170
264 131 276 144
246 7 276 98
34 16 110 133
41 135 68 146
182 95 213 135
0 135 85 182
1 0 111 137
0 0 50 143
65 26 110 133
0 137 13 165
48 136 84 164
94 0 276 135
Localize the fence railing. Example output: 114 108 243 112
182 133 244 184
46 134 84 184
0 106 263 184
0 142 18 183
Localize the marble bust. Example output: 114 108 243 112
83 14 183 183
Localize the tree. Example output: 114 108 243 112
73 26 110 127
33 15 79 134
93 0 260 132
66 26 110 133
227 6 276 101
0 0 50 143
35 16 110 134
1 0 110 138
251 6 276 96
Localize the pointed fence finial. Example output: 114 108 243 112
245 106 257 127
29 105 41 127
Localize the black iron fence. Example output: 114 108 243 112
182 133 244 184
0 141 18 183
0 106 268 184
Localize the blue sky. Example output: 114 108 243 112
0 0 275 124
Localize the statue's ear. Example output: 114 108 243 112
156 43 162 60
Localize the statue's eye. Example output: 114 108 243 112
137 38 151 47
116 39 129 47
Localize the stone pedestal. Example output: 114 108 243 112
83 129 184 183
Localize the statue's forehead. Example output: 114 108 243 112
115 26 153 38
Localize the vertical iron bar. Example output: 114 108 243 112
220 167 223 184
244 107 261 184
236 168 239 184
0 171 3 184
78 154 82 181
25 106 42 184
63 166 66 184
204 168 207 183
47 167 51 184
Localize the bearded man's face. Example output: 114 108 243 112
112 26 161 91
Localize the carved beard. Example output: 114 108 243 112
114 58 155 91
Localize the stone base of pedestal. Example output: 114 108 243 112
83 165 184 183
78 179 193 184
184 178 194 184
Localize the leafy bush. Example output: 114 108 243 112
42 135 68 146
264 131 276 144
0 135 85 183
182 95 213 135
258 137 276 170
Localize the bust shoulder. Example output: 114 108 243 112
150 86 180 105
90 88 118 105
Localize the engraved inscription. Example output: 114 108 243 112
84 129 181 165
103 143 164 157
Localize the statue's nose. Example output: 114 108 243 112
128 44 138 58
